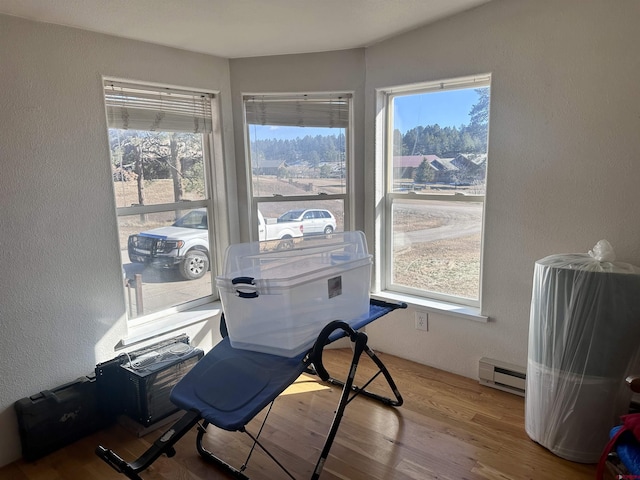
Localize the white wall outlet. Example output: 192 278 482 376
415 311 429 331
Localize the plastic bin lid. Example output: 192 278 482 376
219 231 370 282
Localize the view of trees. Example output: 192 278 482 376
109 87 489 207
109 130 205 207
395 87 488 158
251 132 346 168
249 87 489 185
414 159 435 184
394 122 485 158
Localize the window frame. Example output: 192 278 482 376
242 92 355 240
376 74 491 309
103 78 227 327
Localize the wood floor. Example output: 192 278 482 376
0 349 597 480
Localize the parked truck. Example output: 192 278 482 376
258 209 304 241
127 209 303 280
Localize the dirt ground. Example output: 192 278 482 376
392 233 481 299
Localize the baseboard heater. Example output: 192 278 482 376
478 357 526 397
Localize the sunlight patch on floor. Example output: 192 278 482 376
280 374 331 396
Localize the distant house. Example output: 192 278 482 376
393 153 487 185
252 158 287 176
451 153 487 183
393 155 440 179
452 153 487 169
427 157 457 183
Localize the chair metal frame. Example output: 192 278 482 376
97 299 406 480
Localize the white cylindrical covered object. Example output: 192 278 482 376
525 253 640 463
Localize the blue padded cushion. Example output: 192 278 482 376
328 301 395 342
170 301 399 432
612 425 640 475
194 358 270 412
170 337 307 431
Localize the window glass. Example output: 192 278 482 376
248 125 347 197
110 131 207 208
383 75 490 306
117 209 212 317
391 199 483 300
105 80 217 320
257 200 343 238
245 94 351 240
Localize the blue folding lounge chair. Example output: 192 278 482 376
96 299 407 479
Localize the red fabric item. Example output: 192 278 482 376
597 414 640 480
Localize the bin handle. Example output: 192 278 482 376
232 276 259 299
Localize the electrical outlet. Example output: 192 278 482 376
415 311 428 331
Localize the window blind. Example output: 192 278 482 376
244 94 351 128
104 80 213 133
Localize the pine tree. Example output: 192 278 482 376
414 159 434 184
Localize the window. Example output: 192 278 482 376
379 75 491 307
243 93 352 240
103 80 220 321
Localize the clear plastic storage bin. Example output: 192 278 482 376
216 231 372 357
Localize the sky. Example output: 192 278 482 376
393 88 481 133
248 87 482 140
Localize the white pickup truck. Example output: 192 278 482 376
257 209 305 242
127 209 303 280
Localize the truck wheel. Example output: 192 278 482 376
324 226 334 235
276 236 294 250
179 250 209 280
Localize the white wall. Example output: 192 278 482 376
0 14 234 467
363 0 640 378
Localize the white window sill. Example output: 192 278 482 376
371 291 488 323
117 301 222 348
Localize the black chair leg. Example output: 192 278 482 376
96 410 201 479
